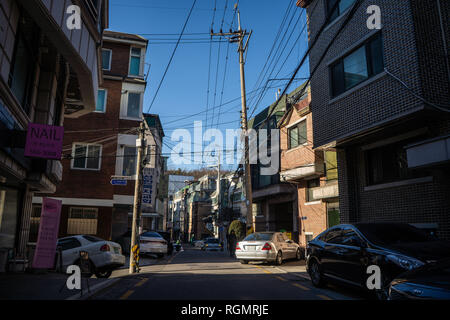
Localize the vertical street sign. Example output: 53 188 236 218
142 168 154 206
32 198 62 269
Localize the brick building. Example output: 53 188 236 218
249 88 300 240
32 30 165 242
0 0 108 272
299 0 450 238
279 86 339 248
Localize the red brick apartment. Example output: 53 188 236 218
279 88 340 248
32 31 164 241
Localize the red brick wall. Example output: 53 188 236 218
103 42 131 77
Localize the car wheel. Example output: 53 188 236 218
157 253 164 259
296 248 303 261
374 273 390 300
240 260 249 264
275 251 283 265
309 259 325 287
95 270 112 279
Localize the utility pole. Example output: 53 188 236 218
129 121 146 274
216 149 221 238
211 5 254 233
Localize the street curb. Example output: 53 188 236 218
66 249 185 300
65 278 122 300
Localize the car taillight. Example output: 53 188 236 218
236 243 241 250
100 244 110 252
262 243 272 251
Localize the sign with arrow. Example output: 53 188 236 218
111 179 127 186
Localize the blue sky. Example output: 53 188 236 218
108 0 309 171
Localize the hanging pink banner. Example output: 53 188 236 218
32 198 62 269
24 123 64 160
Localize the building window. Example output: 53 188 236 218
288 120 307 149
9 12 40 113
306 178 320 202
96 89 107 112
365 140 422 186
123 146 137 176
327 202 340 228
72 144 102 170
102 49 112 70
330 33 384 97
325 151 338 181
129 47 142 76
327 0 355 22
126 92 141 118
0 188 19 248
67 208 98 235
29 205 42 243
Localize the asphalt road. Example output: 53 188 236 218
91 247 366 300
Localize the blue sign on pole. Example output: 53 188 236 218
111 179 127 186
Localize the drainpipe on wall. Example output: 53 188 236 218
436 0 450 90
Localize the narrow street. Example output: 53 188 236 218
92 246 363 300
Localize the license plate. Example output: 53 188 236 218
246 246 256 251
114 247 120 254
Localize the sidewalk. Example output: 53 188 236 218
0 270 111 300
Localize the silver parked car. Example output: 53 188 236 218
235 232 302 265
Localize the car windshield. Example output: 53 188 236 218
244 233 274 241
82 235 103 242
356 223 435 245
207 239 220 244
141 232 163 238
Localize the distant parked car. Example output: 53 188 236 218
157 231 174 255
235 232 302 265
388 258 450 300
57 235 125 278
306 223 450 300
139 231 168 258
115 230 132 254
202 238 223 251
194 240 205 248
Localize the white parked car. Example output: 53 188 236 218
194 240 205 248
57 235 125 278
235 232 302 265
139 231 168 258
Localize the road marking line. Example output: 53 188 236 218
135 278 149 287
317 294 333 300
254 265 272 274
292 283 310 291
275 276 288 282
119 290 134 300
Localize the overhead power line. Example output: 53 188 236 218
146 0 197 113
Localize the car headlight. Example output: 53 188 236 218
387 254 424 271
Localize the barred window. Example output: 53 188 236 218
67 208 98 235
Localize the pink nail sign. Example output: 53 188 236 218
24 123 64 160
32 198 62 269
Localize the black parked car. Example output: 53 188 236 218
306 223 450 300
388 258 450 300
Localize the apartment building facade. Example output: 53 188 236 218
279 88 339 248
32 31 164 243
0 0 108 271
299 0 450 238
249 88 302 239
